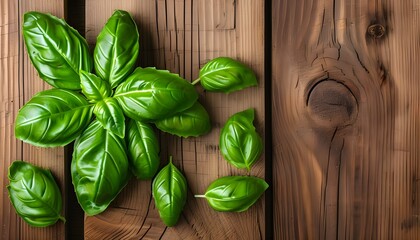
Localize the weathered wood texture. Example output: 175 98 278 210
1 0 67 239
272 0 420 239
83 0 265 239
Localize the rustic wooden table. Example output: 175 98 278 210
2 0 420 239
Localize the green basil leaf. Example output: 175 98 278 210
15 89 92 147
219 108 263 170
126 119 160 179
198 57 257 93
195 176 268 212
152 158 187 227
94 10 139 88
80 70 112 103
7 161 65 227
71 120 130 216
93 98 125 138
114 67 198 121
23 12 92 90
154 101 211 138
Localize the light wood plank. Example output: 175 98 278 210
84 0 265 239
0 0 67 238
272 0 420 239
1 0 21 238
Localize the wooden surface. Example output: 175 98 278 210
1 0 266 239
1 0 67 239
5 0 420 239
272 0 420 239
83 0 265 239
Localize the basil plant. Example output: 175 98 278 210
14 8 262 227
16 10 211 216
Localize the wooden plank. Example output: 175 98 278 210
272 0 420 239
0 0 21 238
84 0 265 239
0 0 67 239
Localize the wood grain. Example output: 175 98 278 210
1 0 68 239
272 0 420 239
84 0 265 239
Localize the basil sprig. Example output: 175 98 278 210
23 12 92 90
154 101 211 138
126 120 160 179
14 89 92 147
7 161 65 227
94 10 139 88
193 57 257 93
114 67 198 121
71 120 130 216
152 157 187 227
15 9 263 227
195 176 268 212
220 108 263 170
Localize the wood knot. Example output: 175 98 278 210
367 24 386 39
307 80 358 128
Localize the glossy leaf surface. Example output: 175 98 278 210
196 176 268 212
126 120 160 179
15 89 92 147
154 101 211 138
199 57 257 93
71 120 129 215
219 108 263 170
152 159 187 227
93 98 126 138
94 10 139 88
23 12 92 90
80 70 112 103
7 161 65 227
114 67 198 121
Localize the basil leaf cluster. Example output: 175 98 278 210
196 176 268 212
15 8 263 227
152 158 187 227
15 9 214 222
7 161 65 227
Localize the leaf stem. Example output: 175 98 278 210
59 215 66 223
191 78 201 85
194 194 206 198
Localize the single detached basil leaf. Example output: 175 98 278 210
23 12 92 90
152 158 187 227
7 161 65 227
114 67 198 121
126 120 160 179
15 89 92 147
198 57 257 93
94 10 139 88
220 108 263 170
93 98 125 138
154 101 211 138
80 70 112 103
71 120 130 216
195 176 268 212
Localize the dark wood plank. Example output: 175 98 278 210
272 0 420 239
83 0 266 239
